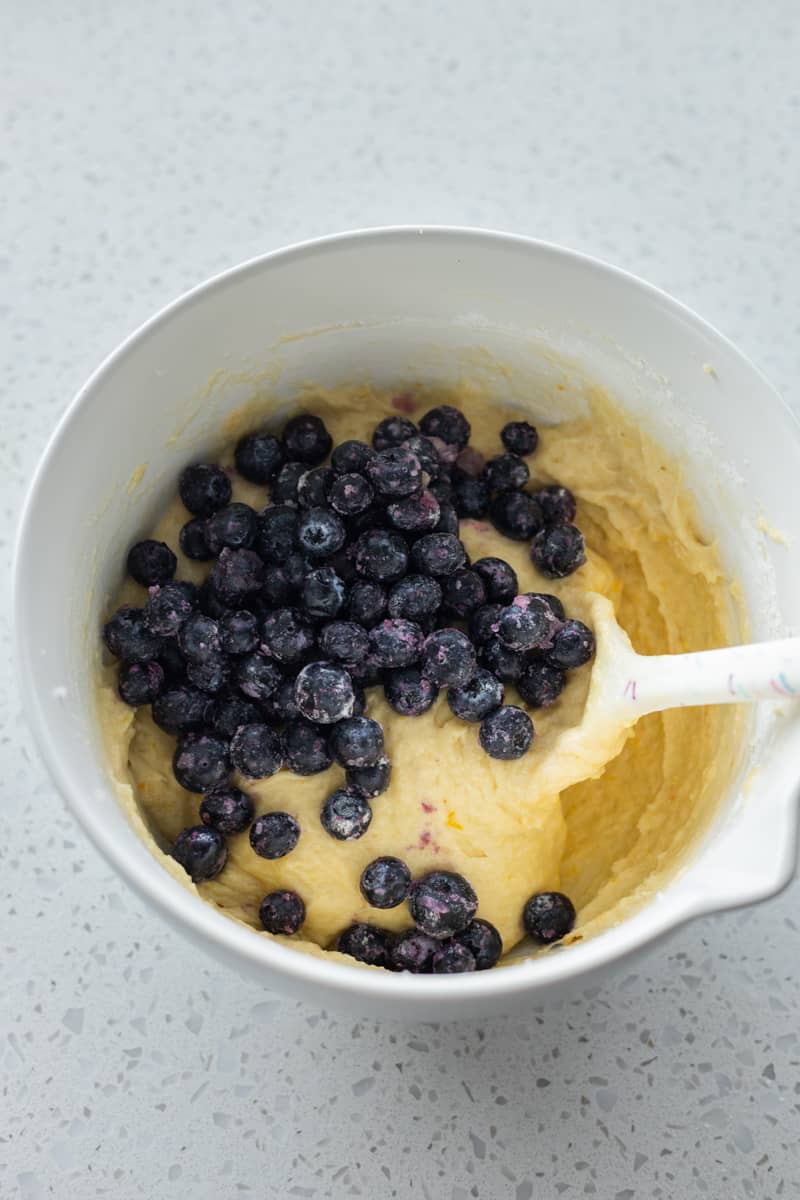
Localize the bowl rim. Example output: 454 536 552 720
15 223 800 1005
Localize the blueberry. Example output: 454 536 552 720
479 705 534 760
283 413 333 464
173 732 231 793
360 857 411 909
329 472 374 516
179 463 232 516
432 942 477 973
103 606 162 663
126 539 177 587
145 581 198 637
205 503 258 554
545 619 595 669
346 754 391 798
187 652 230 694
522 891 576 944
537 592 566 621
429 474 453 503
421 628 476 687
329 716 384 768
402 434 440 477
198 578 230 619
411 533 466 577
530 524 586 578
454 919 503 969
209 693 262 739
218 609 259 655
534 484 577 526
469 603 503 645
295 661 355 724
442 569 487 619
369 446 424 499
383 668 439 716
118 660 165 706
489 490 544 541
332 439 376 474
302 566 346 619
478 637 525 683
419 405 471 449
255 506 298 564
210 548 265 604
260 676 301 724
354 529 409 582
249 811 301 859
389 929 438 972
518 661 566 707
485 453 529 492
453 477 489 519
408 870 478 939
270 461 307 506
200 785 254 835
318 620 370 665
177 613 221 660
259 890 305 935
282 719 333 775
158 637 190 683
346 580 387 627
297 465 334 508
387 575 442 623
368 618 424 668
171 825 227 882
472 557 518 605
234 430 284 482
501 420 538 456
235 651 283 700
296 507 346 559
152 684 211 733
497 598 553 651
261 607 316 665
179 517 214 561
447 669 503 722
230 722 283 778
434 501 460 534
387 489 441 532
372 415 417 451
320 788 372 840
337 922 393 967
283 550 312 593
323 545 359 585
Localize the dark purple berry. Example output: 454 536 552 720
198 578 229 619
421 628 476 687
294 661 355 724
479 637 525 683
283 551 312 593
318 620 370 665
366 446 422 499
369 618 424 668
408 870 478 939
209 693 262 739
173 732 231 793
258 563 297 610
411 533 466 577
419 405 470 449
537 592 566 621
250 811 300 859
235 430 284 482
329 716 384 768
177 613 221 660
219 609 259 655
145 581 198 637
283 413 332 465
485 453 529 492
442 568 486 618
497 597 554 651
210 547 265 604
402 434 440 477
302 566 347 619
127 539 177 587
530 524 586 578
388 575 442 622
337 922 393 967
230 723 283 778
297 465 334 509
501 420 538 456
103 606 162 663
447 669 503 722
434 501 460 534
360 857 411 909
472 557 518 605
187 652 230 694
387 489 441 532
354 529 409 582
372 415 417 451
332 439 375 475
384 668 439 716
179 463 232 517
205 503 257 554
453 477 489 519
390 929 438 972
297 507 346 558
320 788 372 840
172 825 227 881
470 603 503 645
534 484 577 526
180 517 213 561
455 919 502 969
282 719 333 775
479 705 534 760
261 607 315 665
346 754 391 798
545 619 595 669
118 660 165 706
200 785 254 835
158 634 189 683
429 475 453 503
489 490 544 541
346 580 387 627
260 676 301 724
270 461 307 506
432 942 477 973
152 685 211 734
329 472 374 516
522 891 576 943
236 651 282 700
518 661 566 707
259 890 305 935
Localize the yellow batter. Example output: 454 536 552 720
98 384 741 963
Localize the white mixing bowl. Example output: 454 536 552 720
15 227 800 1019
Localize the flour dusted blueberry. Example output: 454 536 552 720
411 532 466 577
390 930 438 973
387 489 441 533
497 597 553 651
518 661 566 707
178 613 221 660
354 529 409 582
255 507 299 565
402 435 440 478
469 603 504 645
270 460 307 506
453 477 489 519
259 890 306 935
284 551 313 595
235 651 282 701
321 788 372 840
545 619 595 669
301 565 346 620
297 466 334 509
455 919 503 970
346 753 391 798
447 669 503 722
537 592 566 622
282 719 333 775
318 620 370 665
372 415 417 451
442 569 487 619
179 463 232 516
127 539 177 587
297 507 346 558
332 439 375 475
330 716 384 768
369 618 424 668
329 472 374 516
408 870 478 939
534 484 577 527
200 785 254 835
434 500 460 534
501 420 538 456
118 661 165 707
471 557 518 605
171 825 227 882
479 637 525 683
173 732 231 793
337 922 393 967
179 516 214 562
522 891 576 944
432 942 477 973
479 705 534 760
261 607 315 665
367 446 423 499
210 548 265 604
152 684 211 734
421 628 476 687
419 405 471 449
219 609 259 655
145 581 198 637
384 668 439 716
104 606 162 663
388 575 442 623
198 579 229 620
346 580 387 628
260 677 301 724
489 489 544 541
485 453 529 493
230 723 283 778
209 693 262 739
235 430 284 482
187 652 230 694
531 524 586 578
205 503 257 554
295 661 355 724
250 811 300 859
360 857 412 909
283 413 332 465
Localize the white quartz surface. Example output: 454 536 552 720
3 2 800 1196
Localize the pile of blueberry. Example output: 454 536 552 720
103 403 590 972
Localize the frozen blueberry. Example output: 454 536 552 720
179 463 232 517
354 529 409 582
209 693 262 739
522 891 576 944
318 620 370 665
302 566 346 620
479 637 525 683
259 890 305 935
469 603 503 646
447 669 503 722
472 557 518 605
320 788 372 840
249 811 300 859
497 598 553 651
234 430 284 482
283 413 332 464
368 618 424 668
235 651 282 700
387 575 442 623
367 446 422 499
429 474 453 504
332 439 375 475
530 524 586 578
337 922 393 967
200 785 254 835
372 415 417 451
402 434 440 477
179 516 213 561
346 753 391 798
218 609 259 655
360 857 411 909
537 592 566 622
411 533 466 577
489 490 544 541
178 613 221 661
390 929 438 972
103 606 162 663
261 607 316 665
419 405 471 449
187 652 230 694
408 870 478 939
442 569 486 619
501 420 538 456
282 718 333 775
328 472 374 517
173 732 231 793
384 668 439 716
145 581 198 637
210 547 265 604
127 539 177 587
198 578 230 620
545 619 595 669
421 628 476 687
230 723 283 778
387 489 441 533
534 484 577 527
294 661 355 724
297 465 334 509
329 716 384 768
297 507 346 559
204 503 257 555
171 825 227 882
434 500 460 534
270 461 307 506
346 580 387 628
118 660 165 706
453 477 489 519
485 452 529 493
518 661 566 707
152 684 211 733
479 705 534 760
432 942 477 973
260 676 301 724
256 502 302 565
454 919 503 970
158 637 189 683
283 551 312 594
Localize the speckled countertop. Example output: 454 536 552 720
4 2 800 1197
